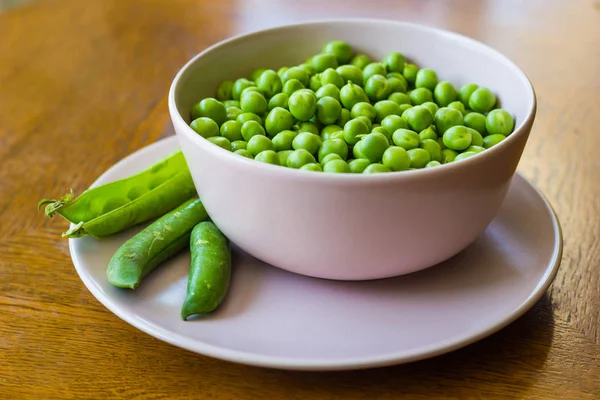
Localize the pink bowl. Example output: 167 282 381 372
168 19 536 280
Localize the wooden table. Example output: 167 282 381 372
1 0 599 398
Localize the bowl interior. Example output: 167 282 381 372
172 19 534 132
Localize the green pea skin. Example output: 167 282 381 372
288 90 317 121
272 130 298 152
409 88 433 105
190 117 219 138
459 83 479 106
235 149 253 159
240 120 265 141
363 63 387 81
336 65 364 86
464 112 487 135
415 68 438 91
323 159 351 173
323 40 353 64
403 105 434 132
277 150 293 165
268 93 289 110
388 92 412 105
299 63 317 77
320 153 343 165
407 148 431 169
454 151 477 162
399 104 412 114
421 102 439 117
254 150 280 165
240 91 268 115
469 87 497 113
340 82 369 110
466 145 485 153
220 120 243 142
443 126 472 151
434 107 464 134
433 81 458 107
312 54 338 73
419 126 438 141
392 128 420 150
354 116 372 131
343 118 370 145
419 138 442 162
363 163 391 174
309 74 323 92
483 134 507 149
277 67 289 78
425 161 441 168
230 140 247 152
351 102 377 121
321 68 345 89
207 136 232 151
227 106 242 121
256 70 283 99
438 137 446 150
282 67 309 86
349 158 371 173
318 138 349 162
250 68 267 82
300 163 323 172
364 75 391 102
190 98 228 127
486 109 515 135
286 149 316 168
297 121 320 135
237 112 262 126
469 128 484 147
247 135 275 156
224 100 240 108
371 126 391 142
441 149 458 163
448 101 468 116
381 115 408 135
355 132 389 163
316 84 341 102
232 78 256 101
216 80 234 101
282 79 305 97
265 107 294 137
374 100 401 123
382 146 410 171
321 124 342 140
350 54 371 70
387 77 407 94
403 63 419 86
383 51 406 73
316 96 342 125
292 131 322 155
336 108 351 128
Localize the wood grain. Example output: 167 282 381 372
1 0 599 399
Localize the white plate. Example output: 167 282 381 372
69 136 562 371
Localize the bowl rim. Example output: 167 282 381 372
168 17 537 183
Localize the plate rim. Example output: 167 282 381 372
69 136 563 371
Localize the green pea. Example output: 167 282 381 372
425 161 441 168
227 106 242 121
388 92 412 105
240 86 264 97
355 132 389 163
371 126 391 142
403 63 419 86
323 40 353 64
448 101 468 116
363 63 387 81
421 101 439 117
277 149 293 165
469 87 497 113
403 105 433 132
255 70 283 98
486 109 515 135
441 149 458 163
321 125 342 140
282 67 309 86
381 115 408 135
387 77 407 94
277 66 289 78
364 75 391 102
299 63 317 77
316 96 342 125
224 100 240 109
312 54 338 73
250 68 267 82
466 145 485 153
432 81 457 107
254 150 280 165
407 148 431 169
190 117 219 138
321 159 350 173
286 149 316 168
230 140 247 152
354 116 372 131
234 149 253 159
268 93 289 110
382 146 410 171
336 108 352 128
207 136 232 151
419 138 442 162
434 107 464 134
443 126 472 151
316 84 341 102
241 120 265 141
438 137 446 150
454 151 477 162
350 54 371 70
265 107 294 137
237 112 262 126
340 82 369 110
464 112 487 135
297 121 320 135
399 104 412 114
216 80 234 101
469 128 484 147
320 153 343 165
220 120 243 142
318 138 348 162
190 98 228 127
282 78 305 97
459 83 479 106
336 65 364 86
349 158 371 173
392 128 420 150
415 68 438 91
343 118 369 145
409 88 433 105
272 130 297 152
363 163 391 174
292 131 322 155
419 126 438 141
383 51 405 73
240 91 268 115
351 102 376 121
247 135 275 156
309 74 323 92
321 68 345 89
374 100 401 123
288 90 317 121
232 78 256 101
300 163 323 172
483 134 507 149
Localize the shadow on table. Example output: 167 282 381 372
253 294 555 399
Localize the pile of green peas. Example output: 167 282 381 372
188 40 516 173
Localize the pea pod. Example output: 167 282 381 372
107 198 209 289
38 151 196 238
181 221 231 320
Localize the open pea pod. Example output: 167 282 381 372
39 150 197 239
